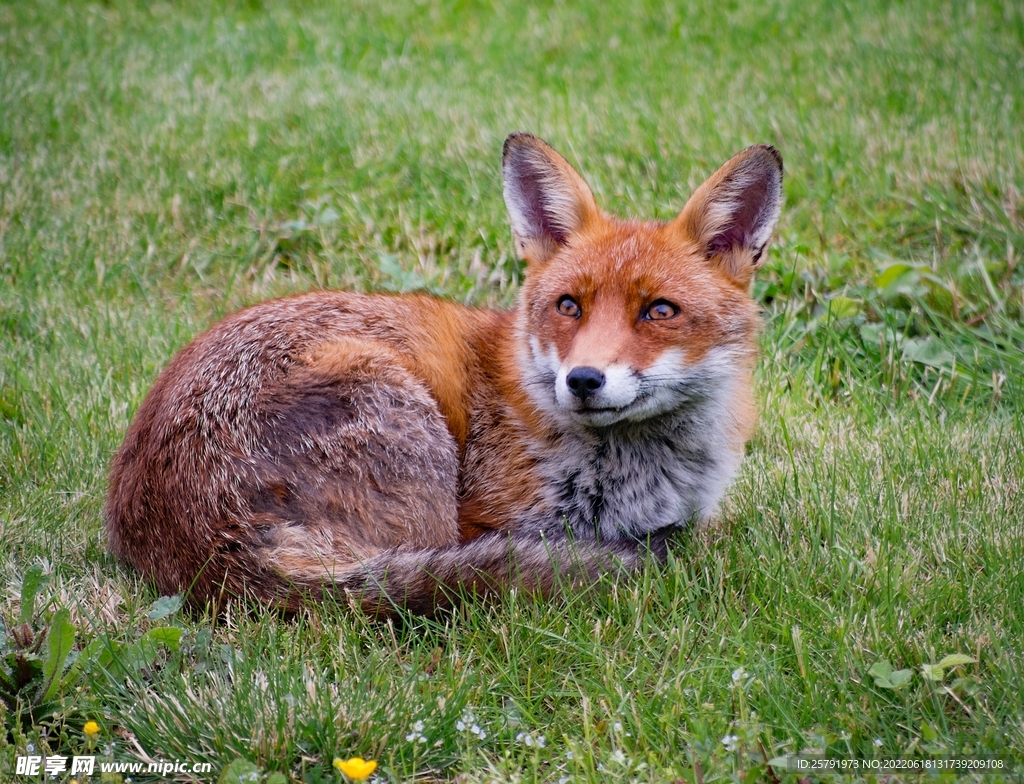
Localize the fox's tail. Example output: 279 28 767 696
275 531 670 618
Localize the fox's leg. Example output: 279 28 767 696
246 338 461 606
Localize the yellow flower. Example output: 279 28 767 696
83 721 100 737
333 757 377 780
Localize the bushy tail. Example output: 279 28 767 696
281 531 670 618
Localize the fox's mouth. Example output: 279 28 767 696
578 403 626 414
577 389 651 412
569 394 652 425
569 407 636 429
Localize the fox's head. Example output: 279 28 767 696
502 133 782 430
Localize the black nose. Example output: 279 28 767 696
565 366 606 401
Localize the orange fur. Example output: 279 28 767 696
105 134 782 615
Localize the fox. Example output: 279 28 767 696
104 132 783 617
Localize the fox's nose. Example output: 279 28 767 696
565 366 606 401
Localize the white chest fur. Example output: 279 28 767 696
529 399 744 540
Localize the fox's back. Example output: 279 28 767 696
104 291 499 605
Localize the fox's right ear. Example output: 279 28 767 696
502 133 601 265
673 144 783 285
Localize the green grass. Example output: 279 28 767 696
2 0 1023 781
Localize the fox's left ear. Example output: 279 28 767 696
673 145 783 284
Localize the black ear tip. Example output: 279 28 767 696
503 132 535 162
752 144 783 177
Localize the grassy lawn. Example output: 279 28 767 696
2 0 1023 781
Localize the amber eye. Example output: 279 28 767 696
645 300 678 320
556 295 581 318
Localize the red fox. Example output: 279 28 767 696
105 133 783 616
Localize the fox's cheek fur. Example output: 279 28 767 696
523 335 560 389
635 345 748 417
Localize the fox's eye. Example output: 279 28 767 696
556 295 581 318
644 300 678 321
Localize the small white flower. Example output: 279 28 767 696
565 750 574 760
405 720 427 743
610 749 628 765
457 709 487 739
873 738 883 747
731 667 746 683
722 733 739 752
27 744 36 754
515 731 546 748
612 721 623 732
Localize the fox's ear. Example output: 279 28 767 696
502 133 601 265
673 145 783 284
